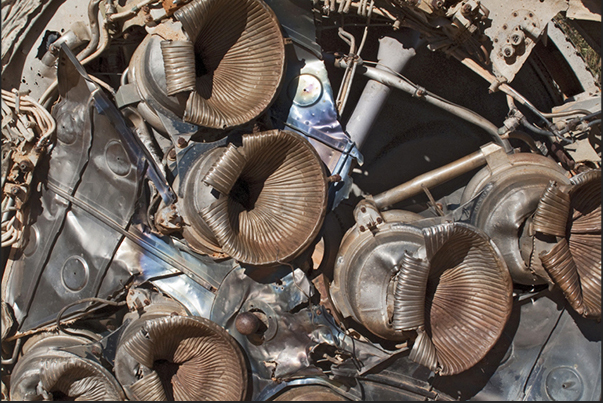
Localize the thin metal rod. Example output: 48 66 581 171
373 149 487 209
337 60 509 150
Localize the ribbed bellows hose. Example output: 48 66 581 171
114 315 248 401
392 252 429 332
160 40 197 96
536 169 601 319
395 223 513 376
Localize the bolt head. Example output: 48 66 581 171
235 312 260 335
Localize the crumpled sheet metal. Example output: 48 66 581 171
536 169 601 319
5 50 141 332
210 266 392 395
172 0 285 129
200 130 328 265
569 168 602 233
421 223 513 376
114 315 247 401
10 337 124 401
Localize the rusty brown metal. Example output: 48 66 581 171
423 223 513 376
534 169 601 319
172 0 285 129
532 181 571 237
10 333 125 401
40 357 125 400
568 169 601 319
569 169 602 233
540 239 585 315
115 315 248 401
199 130 328 265
570 232 601 319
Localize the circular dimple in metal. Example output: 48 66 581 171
55 105 86 145
545 367 583 401
104 141 131 177
61 256 90 292
288 74 323 107
57 120 78 144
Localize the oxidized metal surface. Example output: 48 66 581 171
330 219 425 340
179 146 226 255
174 0 285 129
330 216 513 377
422 223 513 376
1 0 601 400
568 169 601 319
540 239 585 314
463 153 571 285
532 181 571 237
10 333 125 400
114 315 247 401
199 130 329 265
409 328 439 373
536 169 601 319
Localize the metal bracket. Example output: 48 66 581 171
354 199 384 233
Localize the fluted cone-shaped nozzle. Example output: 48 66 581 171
167 0 285 129
536 169 601 320
419 223 513 376
10 335 125 401
114 316 247 401
197 130 328 265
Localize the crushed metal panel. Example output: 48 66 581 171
5 49 141 331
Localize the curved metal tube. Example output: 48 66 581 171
75 0 102 62
345 31 421 149
336 59 510 150
373 148 487 209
